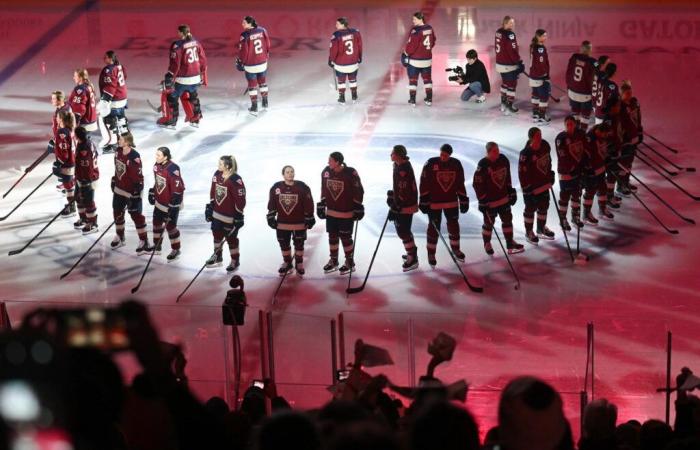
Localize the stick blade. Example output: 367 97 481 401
469 285 484 293
59 273 69 280
130 286 140 294
670 229 680 235
346 287 364 294
8 249 22 256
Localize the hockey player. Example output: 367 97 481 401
616 81 642 196
317 152 364 275
387 145 419 271
555 115 588 230
159 24 207 128
147 147 185 262
419 144 469 266
582 122 615 224
529 29 551 123
51 90 71 137
52 110 77 218
329 17 363 104
593 63 619 125
237 16 271 115
110 132 150 253
73 126 99 234
518 127 555 244
267 165 315 276
401 12 436 106
565 41 597 130
474 142 523 255
205 156 246 273
97 50 129 154
68 69 97 132
495 16 524 114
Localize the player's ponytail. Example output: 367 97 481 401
75 68 95 92
244 16 257 28
178 24 192 40
530 29 546 53
337 17 349 28
329 151 345 167
220 155 237 173
59 110 75 130
105 50 119 66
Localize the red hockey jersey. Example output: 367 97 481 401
405 24 435 67
113 148 143 198
268 181 314 230
54 127 75 175
321 166 364 219
518 140 553 195
329 28 362 73
584 129 609 176
238 27 271 72
566 53 597 100
75 139 99 182
68 82 97 128
555 130 588 179
393 160 418 214
168 37 207 85
593 77 619 120
153 161 185 213
620 98 642 145
529 44 549 80
99 63 128 108
419 157 467 209
495 28 520 72
210 171 246 224
473 155 513 209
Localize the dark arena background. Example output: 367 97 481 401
1 0 699 448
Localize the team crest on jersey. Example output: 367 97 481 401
569 142 584 162
326 179 345 201
115 160 126 180
536 154 551 174
215 184 227 205
490 167 507 189
538 47 545 53
596 141 607 160
155 174 167 195
279 194 298 215
436 171 456 193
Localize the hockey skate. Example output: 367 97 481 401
424 95 432 107
351 91 358 103
452 248 465 263
188 114 201 128
226 260 240 273
408 93 417 107
60 203 76 218
505 100 519 114
616 185 632 197
536 226 555 240
110 235 125 250
157 116 177 129
323 258 339 274
484 242 495 256
73 219 85 230
135 239 150 255
248 102 258 116
295 262 305 277
475 95 486 104
145 242 161 255
538 113 551 124
599 208 615 221
427 253 437 267
402 255 419 272
560 218 572 231
262 97 269 109
166 249 180 262
571 215 585 229
278 261 293 276
526 230 539 245
81 222 98 235
101 144 117 154
584 210 599 226
205 253 223 268
339 259 355 275
507 240 525 254
337 92 346 104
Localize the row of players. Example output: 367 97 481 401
48 82 642 275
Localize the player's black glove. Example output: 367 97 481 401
638 133 643 144
386 190 394 208
517 60 525 75
353 204 365 221
549 170 556 185
164 72 174 89
419 201 430 215
316 201 326 220
388 210 397 222
508 188 517 206
358 57 362 64
132 183 143 198
167 207 178 223
235 59 244 72
266 210 277 229
305 216 316 230
110 177 116 192
478 202 488 213
47 139 55 154
458 195 469 214
328 60 334 68
205 202 213 222
401 53 409 67
234 212 244 229
52 161 61 177
148 188 155 205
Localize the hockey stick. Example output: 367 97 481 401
617 163 695 225
550 188 575 263
8 208 65 256
482 212 520 290
146 99 162 113
641 142 695 172
59 221 116 279
521 72 560 103
635 153 700 201
636 147 678 177
644 132 679 154
345 219 360 297
3 147 51 199
346 212 390 295
176 224 241 303
429 216 483 293
610 171 679 234
131 228 168 294
0 173 53 222
331 67 338 92
272 262 293 305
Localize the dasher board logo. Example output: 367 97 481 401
490 167 507 189
326 179 344 201
115 159 127 180
436 171 455 193
536 154 551 175
278 193 298 215
155 174 167 194
215 184 227 205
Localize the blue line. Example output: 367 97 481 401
0 0 97 86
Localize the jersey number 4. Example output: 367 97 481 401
422 35 431 50
186 47 199 64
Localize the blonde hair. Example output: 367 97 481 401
74 68 95 91
120 132 135 148
502 16 513 27
52 90 65 101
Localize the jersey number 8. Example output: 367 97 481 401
186 47 199 64
254 39 263 55
344 40 354 55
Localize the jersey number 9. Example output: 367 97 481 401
573 66 583 82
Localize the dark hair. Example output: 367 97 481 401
157 146 172 161
337 17 349 27
59 110 75 130
596 122 611 133
392 145 407 158
565 114 577 123
178 24 192 40
604 62 617 78
466 49 478 59
528 127 541 140
597 55 610 67
230 275 244 289
580 40 592 53
74 126 88 142
281 165 294 175
413 11 425 21
244 16 257 28
329 151 344 165
440 143 453 155
530 29 546 53
104 50 119 65
486 142 498 153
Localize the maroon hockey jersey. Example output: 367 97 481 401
419 157 467 209
620 98 642 145
495 28 520 72
566 53 596 98
99 63 127 107
473 155 512 209
168 37 207 85
54 127 75 175
268 181 314 230
153 161 185 213
405 24 435 67
529 44 549 79
584 129 609 176
329 28 362 72
210 171 246 224
52 103 72 137
593 77 619 120
555 130 588 179
113 148 143 198
68 82 96 126
75 139 99 182
518 140 553 195
393 160 418 214
321 166 364 219
238 27 271 70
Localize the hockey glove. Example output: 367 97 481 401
47 139 55 154
233 212 245 229
458 195 470 214
549 170 556 185
266 210 277 229
235 59 245 72
638 133 643 144
386 190 395 208
205 203 213 222
132 183 143 198
110 177 116 193
517 60 525 75
419 201 430 215
305 216 316 230
388 210 397 222
97 99 111 116
401 53 409 67
508 188 517 206
523 191 534 206
328 60 334 68
353 204 365 221
164 72 174 89
167 207 179 223
201 69 208 87
148 188 155 206
52 161 61 177
478 202 488 213
316 201 326 220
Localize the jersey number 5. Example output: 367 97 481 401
254 39 263 55
422 35 431 51
344 40 354 55
186 47 199 64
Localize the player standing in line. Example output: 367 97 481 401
529 29 551 123
68 69 97 132
387 145 419 272
329 17 363 104
401 11 436 107
616 81 642 196
73 126 100 234
593 63 619 125
317 152 364 275
158 24 207 128
237 16 271 115
555 115 588 230
565 41 597 130
267 166 315 276
50 91 71 139
147 147 185 262
52 110 77 218
582 122 615 224
419 144 469 266
110 132 150 253
97 50 129 154
205 156 246 273
495 16 524 115
474 142 524 255
518 127 556 245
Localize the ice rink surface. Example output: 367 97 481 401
1 0 699 436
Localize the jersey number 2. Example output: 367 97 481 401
254 39 263 55
186 47 199 64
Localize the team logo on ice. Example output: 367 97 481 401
436 171 455 192
278 194 298 215
155 174 167 195
536 154 551 174
115 160 126 180
215 184 228 205
490 167 507 189
326 179 345 201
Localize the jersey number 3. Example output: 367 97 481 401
344 40 354 55
186 47 199 64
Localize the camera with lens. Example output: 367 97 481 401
446 66 465 84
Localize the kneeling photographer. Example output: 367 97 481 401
447 49 490 103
